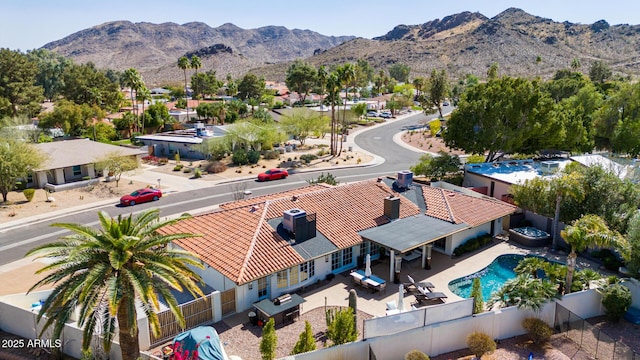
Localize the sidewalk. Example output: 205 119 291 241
0 112 417 257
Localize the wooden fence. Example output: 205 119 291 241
148 293 214 347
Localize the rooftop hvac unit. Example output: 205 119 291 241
397 170 413 188
283 208 306 233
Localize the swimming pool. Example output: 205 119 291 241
448 254 539 302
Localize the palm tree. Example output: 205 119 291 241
561 214 619 294
549 172 585 250
514 257 548 279
137 86 151 134
325 72 341 156
122 68 142 130
212 101 226 125
26 210 204 360
336 63 355 155
190 55 202 104
178 56 191 121
488 275 559 311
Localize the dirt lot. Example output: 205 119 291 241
401 130 467 155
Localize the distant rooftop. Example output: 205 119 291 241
466 155 635 184
465 159 570 185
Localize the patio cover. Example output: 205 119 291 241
358 215 468 253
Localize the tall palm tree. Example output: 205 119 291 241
325 72 341 156
122 68 142 130
561 214 619 294
336 63 355 155
190 55 202 104
26 210 204 360
549 171 585 250
178 56 191 121
137 86 151 134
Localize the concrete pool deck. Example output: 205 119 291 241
297 237 608 319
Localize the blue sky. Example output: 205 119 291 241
3 0 640 51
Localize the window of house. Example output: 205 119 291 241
434 237 446 251
258 277 268 299
343 247 353 268
276 270 288 288
72 165 82 176
371 242 379 256
331 252 340 271
299 260 315 282
289 266 299 286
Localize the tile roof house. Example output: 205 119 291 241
160 177 516 315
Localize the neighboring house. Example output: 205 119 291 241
463 155 635 202
136 125 227 160
30 139 147 190
159 175 516 316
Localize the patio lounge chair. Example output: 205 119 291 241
405 275 434 293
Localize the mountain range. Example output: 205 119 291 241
43 8 640 85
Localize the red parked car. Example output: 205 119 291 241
257 168 289 181
120 188 162 206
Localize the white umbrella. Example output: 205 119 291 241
364 254 372 278
398 284 405 312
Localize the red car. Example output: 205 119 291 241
257 168 289 181
120 188 162 206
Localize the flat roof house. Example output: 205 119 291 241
159 176 516 317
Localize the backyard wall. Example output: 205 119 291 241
0 291 123 359
622 278 640 308
282 291 595 360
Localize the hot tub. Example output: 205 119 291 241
509 227 550 247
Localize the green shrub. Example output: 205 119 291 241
205 161 227 174
183 167 192 173
325 307 358 345
260 318 277 360
291 321 316 355
174 152 180 164
300 154 318 164
193 168 202 178
466 331 496 359
173 165 183 171
522 317 553 345
600 283 632 322
453 234 493 257
247 150 261 164
232 149 249 166
404 350 430 360
23 188 36 202
82 176 91 181
263 150 280 160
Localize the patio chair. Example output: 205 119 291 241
406 275 434 293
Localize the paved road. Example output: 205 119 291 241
0 108 448 265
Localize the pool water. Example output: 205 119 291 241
448 254 538 302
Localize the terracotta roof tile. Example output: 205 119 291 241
422 187 517 226
162 180 421 284
219 184 329 210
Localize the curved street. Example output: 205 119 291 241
0 108 448 265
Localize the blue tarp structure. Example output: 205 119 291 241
172 326 225 360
